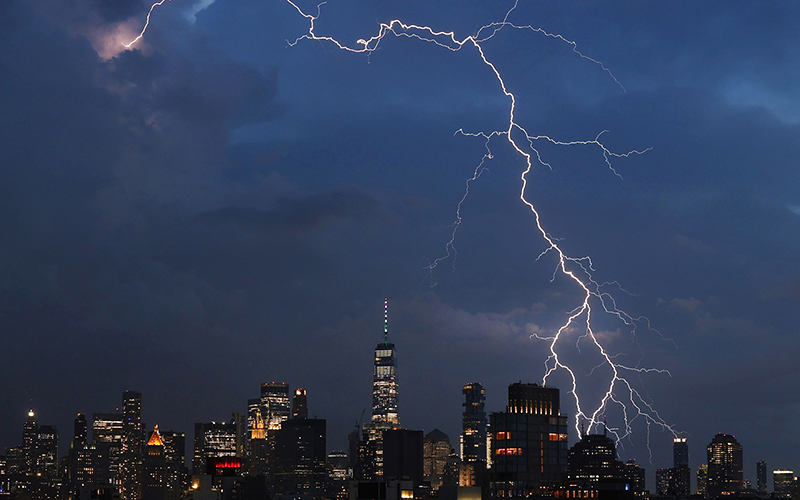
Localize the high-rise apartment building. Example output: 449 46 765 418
460 382 487 464
757 461 767 495
489 382 568 497
261 382 291 430
706 433 743 498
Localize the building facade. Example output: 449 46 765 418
461 383 487 465
706 433 743 498
489 383 568 498
193 421 239 475
120 390 143 500
261 382 291 431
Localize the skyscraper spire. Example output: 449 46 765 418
384 297 389 344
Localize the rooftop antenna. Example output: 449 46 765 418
384 297 389 344
603 415 608 436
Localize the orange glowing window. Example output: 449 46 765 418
495 448 522 456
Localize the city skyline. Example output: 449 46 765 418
3 0 800 484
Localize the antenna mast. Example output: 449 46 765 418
384 298 389 344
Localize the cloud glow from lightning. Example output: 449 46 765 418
285 0 678 445
123 0 172 48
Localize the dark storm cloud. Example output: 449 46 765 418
197 188 383 232
89 0 145 23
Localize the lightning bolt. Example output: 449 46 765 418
122 0 172 48
285 0 678 447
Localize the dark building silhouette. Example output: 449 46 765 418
566 431 639 499
706 433 743 498
669 437 690 496
293 388 309 419
74 442 115 495
461 383 487 465
674 438 688 468
756 461 767 495
272 418 327 498
623 460 645 493
74 414 88 448
67 414 89 498
383 429 424 489
489 383 568 498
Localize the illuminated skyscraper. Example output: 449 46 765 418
261 382 291 430
706 433 743 498
247 409 269 477
460 382 487 464
23 409 37 474
773 470 794 499
35 424 59 477
143 426 166 500
423 429 451 491
120 390 143 500
490 382 568 497
358 299 401 481
192 421 239 475
93 412 123 486
160 430 188 500
372 298 398 425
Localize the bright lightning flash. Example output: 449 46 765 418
123 0 172 48
286 0 678 445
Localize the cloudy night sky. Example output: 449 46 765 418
3 0 800 485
